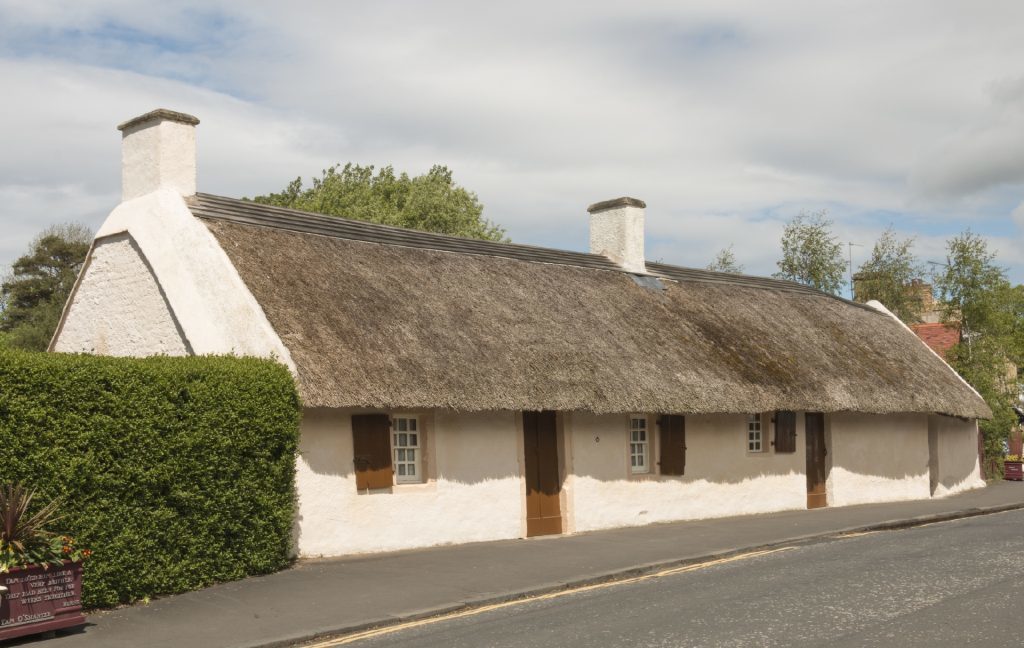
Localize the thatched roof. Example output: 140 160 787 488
190 194 990 419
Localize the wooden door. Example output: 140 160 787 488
805 412 827 509
658 415 686 475
523 411 562 537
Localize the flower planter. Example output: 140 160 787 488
0 561 85 641
1005 460 1024 481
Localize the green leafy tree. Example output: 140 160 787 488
853 227 926 323
934 230 1012 343
0 223 91 351
706 245 744 274
249 163 506 241
773 210 845 295
1004 284 1024 368
933 230 1020 476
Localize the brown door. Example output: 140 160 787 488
805 412 827 509
658 415 686 476
523 411 562 537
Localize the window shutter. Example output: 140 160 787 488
658 415 686 476
352 414 393 490
774 410 797 453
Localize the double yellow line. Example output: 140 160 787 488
305 546 795 647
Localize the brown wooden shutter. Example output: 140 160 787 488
658 415 686 476
774 410 797 453
352 414 393 490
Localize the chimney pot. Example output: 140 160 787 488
117 109 199 201
587 196 646 273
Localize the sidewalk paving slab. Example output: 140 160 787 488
14 481 1024 648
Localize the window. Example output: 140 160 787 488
747 414 763 452
629 416 649 474
392 416 423 484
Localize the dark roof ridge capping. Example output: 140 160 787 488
188 193 874 310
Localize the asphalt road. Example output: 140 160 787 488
320 509 1024 647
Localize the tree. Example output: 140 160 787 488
853 227 926 323
933 230 1020 476
706 245 744 274
773 210 845 295
249 163 506 242
934 230 1011 344
0 223 91 351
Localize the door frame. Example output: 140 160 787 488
518 410 568 537
805 411 828 509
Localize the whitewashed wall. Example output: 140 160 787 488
827 412 931 506
52 189 295 370
928 415 984 497
295 408 524 556
54 233 189 356
566 412 807 533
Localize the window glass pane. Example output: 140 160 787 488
408 449 415 461
409 419 417 431
410 433 418 447
399 433 408 446
631 456 637 467
408 464 416 476
398 464 406 476
397 449 406 461
397 418 407 432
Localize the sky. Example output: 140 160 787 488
1 0 1023 296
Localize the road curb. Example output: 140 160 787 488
262 501 1024 648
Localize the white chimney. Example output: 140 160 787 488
586 197 646 274
117 109 200 202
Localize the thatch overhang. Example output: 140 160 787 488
190 194 991 419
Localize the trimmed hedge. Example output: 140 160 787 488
0 349 301 608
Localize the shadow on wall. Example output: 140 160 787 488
298 408 523 486
570 465 806 487
928 415 985 496
830 413 929 485
933 473 980 496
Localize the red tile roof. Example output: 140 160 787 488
911 323 960 359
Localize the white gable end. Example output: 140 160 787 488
52 188 296 372
54 233 189 356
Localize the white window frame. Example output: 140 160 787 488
391 415 423 484
747 413 764 453
629 416 650 474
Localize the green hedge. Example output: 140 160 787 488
0 349 301 608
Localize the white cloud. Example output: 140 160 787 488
0 0 1022 286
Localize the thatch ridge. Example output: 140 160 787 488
196 202 990 419
190 194 858 301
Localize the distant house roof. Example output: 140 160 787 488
910 323 960 360
188 193 990 419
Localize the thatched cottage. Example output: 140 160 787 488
52 110 990 556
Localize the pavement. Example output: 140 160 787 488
18 481 1024 648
